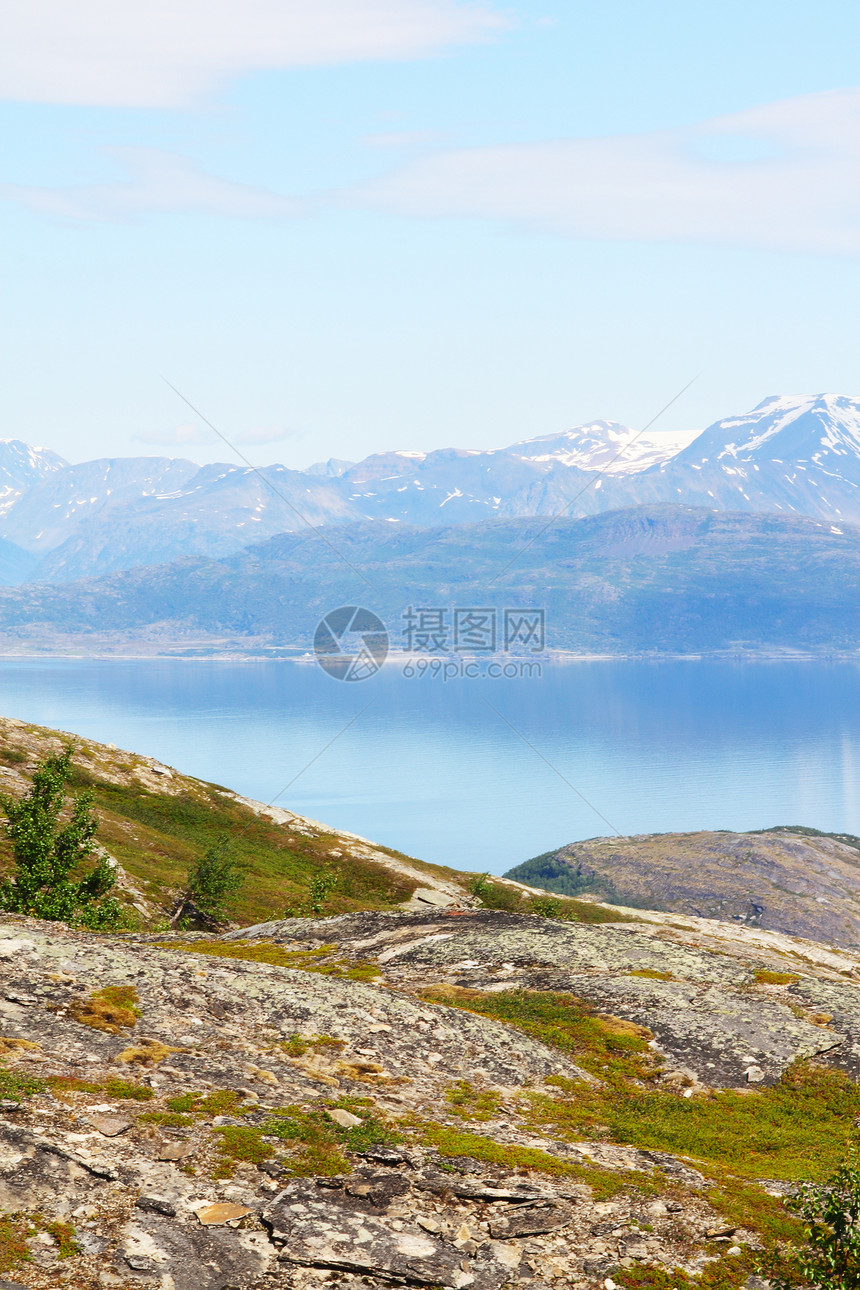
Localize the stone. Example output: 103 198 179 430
746 1066 765 1083
490 1241 522 1269
155 1138 193 1161
264 1182 463 1284
135 1195 177 1217
86 1114 131 1137
412 888 457 907
328 1108 362 1128
489 1204 573 1240
196 1203 253 1225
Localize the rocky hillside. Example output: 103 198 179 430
506 829 860 948
4 720 860 1288
2 901 860 1288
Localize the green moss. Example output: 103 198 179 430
0 1068 45 1099
530 1062 860 1183
704 1175 805 1246
69 985 140 1034
166 1092 199 1113
422 986 657 1082
47 1074 152 1102
214 1125 274 1166
282 1033 346 1057
155 939 381 981
44 1220 80 1259
445 1080 504 1122
418 1122 658 1198
342 1115 403 1153
753 969 800 986
612 1252 755 1290
258 1107 349 1176
138 1111 193 1127
167 1089 244 1117
630 969 676 981
0 1218 31 1273
104 1077 154 1101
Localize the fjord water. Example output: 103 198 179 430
2 658 860 874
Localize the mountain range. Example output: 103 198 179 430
0 504 858 656
1 392 858 585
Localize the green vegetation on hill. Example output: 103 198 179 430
502 850 623 902
0 727 456 926
423 985 860 1187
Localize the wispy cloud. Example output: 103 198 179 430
350 89 860 256
1 0 508 108
133 422 300 450
0 148 303 222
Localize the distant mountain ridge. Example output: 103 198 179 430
1 393 858 584
1 504 858 656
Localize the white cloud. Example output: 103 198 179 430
351 89 860 256
0 0 507 107
0 148 302 221
133 423 211 447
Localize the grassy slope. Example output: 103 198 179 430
0 721 443 924
0 718 622 929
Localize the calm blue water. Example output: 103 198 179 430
1 658 860 874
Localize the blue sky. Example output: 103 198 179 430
1 0 858 468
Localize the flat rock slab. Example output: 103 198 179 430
263 1183 465 1287
86 1113 131 1136
196 1202 253 1225
488 1203 574 1239
121 1215 270 1290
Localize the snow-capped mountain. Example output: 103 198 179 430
0 439 67 518
505 421 695 474
2 394 860 584
628 394 860 521
675 394 860 466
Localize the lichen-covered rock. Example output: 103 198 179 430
236 908 860 1089
0 904 857 1288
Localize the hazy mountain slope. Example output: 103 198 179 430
0 535 38 585
0 438 67 521
3 394 860 584
0 504 858 655
615 394 860 521
505 420 695 473
1 392 858 590
0 455 203 554
28 463 365 582
505 827 860 947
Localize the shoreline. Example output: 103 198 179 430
0 647 859 665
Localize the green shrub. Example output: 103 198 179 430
768 1141 860 1289
0 747 122 927
178 835 245 924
